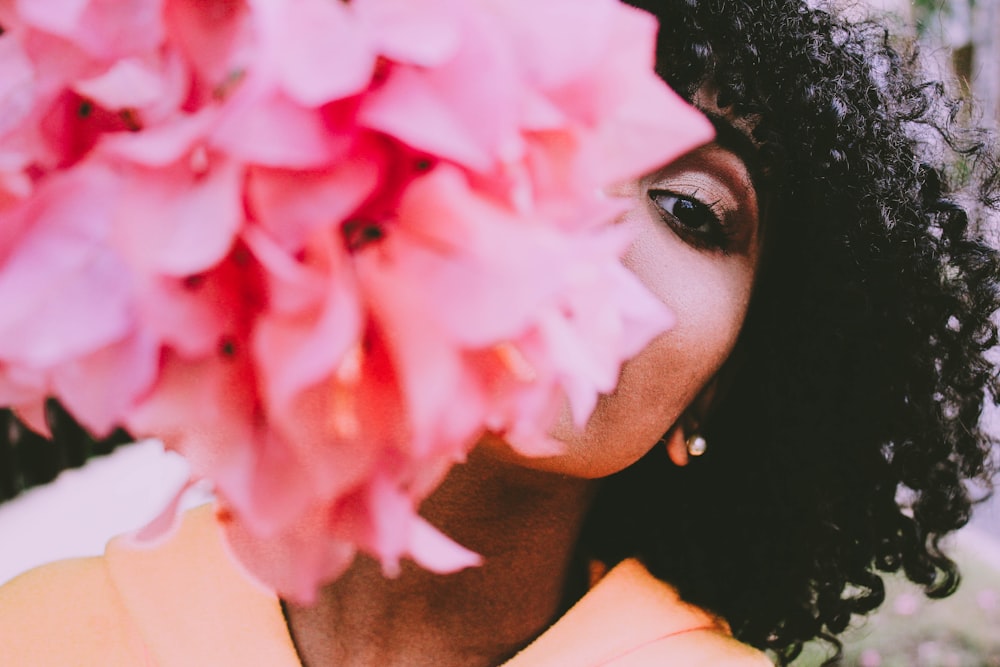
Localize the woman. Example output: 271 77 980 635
1 0 997 665
597 1 1000 662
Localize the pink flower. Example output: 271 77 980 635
0 37 40 205
163 0 253 99
3 0 166 62
0 0 713 601
0 167 127 367
113 156 244 276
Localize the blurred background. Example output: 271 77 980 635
1 1 999 665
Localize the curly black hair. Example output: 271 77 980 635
581 0 1000 663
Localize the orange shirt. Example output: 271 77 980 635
0 505 770 666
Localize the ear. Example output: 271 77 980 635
691 376 720 422
664 376 722 467
664 425 689 467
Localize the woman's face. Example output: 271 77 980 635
482 117 763 478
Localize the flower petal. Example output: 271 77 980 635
73 56 167 110
220 500 356 605
213 86 348 168
163 0 253 92
268 0 374 106
246 150 380 253
51 326 158 436
113 156 243 276
0 168 132 367
355 0 460 67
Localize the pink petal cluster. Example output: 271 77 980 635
0 0 712 601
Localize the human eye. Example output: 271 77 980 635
648 188 734 253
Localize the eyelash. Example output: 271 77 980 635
647 188 735 253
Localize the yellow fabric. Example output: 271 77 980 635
0 504 300 666
0 505 771 666
503 558 770 666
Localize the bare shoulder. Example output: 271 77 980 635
0 557 145 666
608 628 774 666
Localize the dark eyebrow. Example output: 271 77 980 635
701 112 766 198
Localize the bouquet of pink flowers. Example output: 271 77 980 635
0 0 711 601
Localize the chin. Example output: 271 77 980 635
474 428 658 480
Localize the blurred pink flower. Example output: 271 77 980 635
859 648 882 667
977 588 999 613
893 591 921 616
0 0 713 600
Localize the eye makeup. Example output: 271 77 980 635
643 142 759 256
648 188 735 253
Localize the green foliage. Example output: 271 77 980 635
910 0 975 36
912 0 944 35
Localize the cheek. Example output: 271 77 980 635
635 243 753 400
625 218 754 397
545 224 754 478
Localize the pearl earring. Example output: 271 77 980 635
686 433 707 457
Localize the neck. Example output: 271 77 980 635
282 448 596 667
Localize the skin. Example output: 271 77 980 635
504 139 762 477
283 139 762 666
